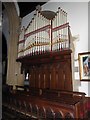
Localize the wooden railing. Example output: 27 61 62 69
2 88 88 119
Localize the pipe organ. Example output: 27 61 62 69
17 6 73 91
3 6 88 120
18 7 70 58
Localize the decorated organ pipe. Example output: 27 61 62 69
52 7 69 51
18 26 25 58
18 6 71 58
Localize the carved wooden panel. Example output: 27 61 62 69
57 63 65 90
29 59 72 91
44 65 50 89
35 66 39 88
17 50 72 91
63 62 72 91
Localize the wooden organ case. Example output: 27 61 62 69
17 7 72 91
14 7 88 119
17 50 72 91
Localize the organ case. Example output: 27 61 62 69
17 50 73 91
17 7 73 91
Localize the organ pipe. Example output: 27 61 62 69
18 6 70 58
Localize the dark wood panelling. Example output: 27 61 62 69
17 50 72 91
3 89 87 119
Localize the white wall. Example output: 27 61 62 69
21 2 89 96
21 10 35 29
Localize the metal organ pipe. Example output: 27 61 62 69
58 7 61 50
18 26 25 57
18 7 70 58
56 11 59 50
52 7 68 51
52 17 55 51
